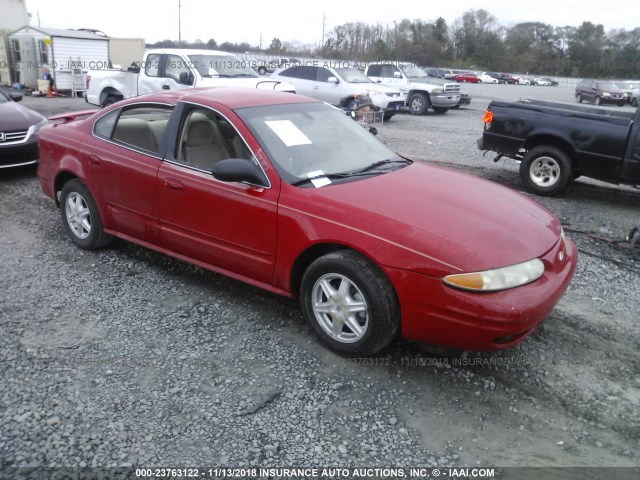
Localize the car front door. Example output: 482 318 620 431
312 67 344 105
156 103 279 284
139 54 194 95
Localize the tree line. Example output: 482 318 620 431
146 9 640 78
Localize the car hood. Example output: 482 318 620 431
197 77 296 92
0 101 45 131
352 83 403 96
289 162 561 274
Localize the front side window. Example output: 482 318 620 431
95 105 173 154
165 55 192 83
278 67 298 78
174 106 254 172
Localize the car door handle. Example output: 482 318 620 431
162 85 170 90
163 178 184 191
88 154 102 167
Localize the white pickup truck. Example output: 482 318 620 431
86 48 296 107
364 62 461 115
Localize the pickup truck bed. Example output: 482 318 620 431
479 99 640 195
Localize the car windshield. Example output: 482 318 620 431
401 66 427 78
334 68 373 84
187 54 258 78
597 82 619 91
236 102 407 185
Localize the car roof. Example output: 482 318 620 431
125 87 320 110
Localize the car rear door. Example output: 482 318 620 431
88 103 173 242
156 102 280 284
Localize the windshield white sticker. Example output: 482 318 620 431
265 120 312 147
307 170 331 188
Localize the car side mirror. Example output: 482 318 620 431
393 71 402 78
179 71 195 86
9 93 23 102
211 158 268 187
327 76 338 84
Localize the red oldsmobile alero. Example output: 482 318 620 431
38 87 577 356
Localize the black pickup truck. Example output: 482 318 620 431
478 99 640 195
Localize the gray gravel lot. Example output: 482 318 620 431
1 85 639 474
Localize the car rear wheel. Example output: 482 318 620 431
300 250 399 356
408 92 429 115
383 112 395 121
576 94 582 103
60 179 112 250
520 146 572 196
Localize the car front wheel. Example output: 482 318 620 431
300 251 400 356
408 92 429 115
60 179 112 250
520 146 572 196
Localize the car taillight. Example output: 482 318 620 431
482 109 493 130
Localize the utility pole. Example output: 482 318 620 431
178 0 182 48
321 13 325 49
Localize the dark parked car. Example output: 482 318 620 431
479 99 640 195
486 72 514 84
0 90 48 168
575 79 625 106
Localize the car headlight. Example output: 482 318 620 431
443 258 545 292
28 118 48 137
431 87 444 94
602 92 611 97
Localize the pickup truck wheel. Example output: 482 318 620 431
595 96 602 106
408 93 429 115
382 112 394 121
432 106 448 114
520 146 572 196
258 66 267 75
102 97 119 107
300 250 400 356
60 179 112 250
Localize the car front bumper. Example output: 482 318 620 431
383 236 577 351
430 93 461 108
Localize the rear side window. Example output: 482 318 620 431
279 67 298 77
367 65 382 76
145 54 161 77
94 105 174 154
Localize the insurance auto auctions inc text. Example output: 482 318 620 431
206 467 496 478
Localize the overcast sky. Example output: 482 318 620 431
23 0 637 47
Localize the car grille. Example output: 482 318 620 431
387 101 404 109
0 130 29 144
611 94 623 100
444 83 460 94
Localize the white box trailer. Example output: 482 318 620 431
8 26 109 89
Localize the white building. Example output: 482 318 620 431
0 0 29 85
9 26 110 89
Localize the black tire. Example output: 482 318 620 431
60 179 112 250
519 145 572 196
258 66 267 75
408 92 429 115
576 94 582 103
432 106 449 114
101 96 119 108
595 96 602 106
618 102 625 107
632 98 638 107
631 229 640 261
300 250 400 356
382 112 394 121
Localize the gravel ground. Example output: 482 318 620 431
1 86 639 475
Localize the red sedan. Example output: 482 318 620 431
38 88 577 356
454 73 481 83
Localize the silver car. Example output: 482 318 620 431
271 65 405 120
